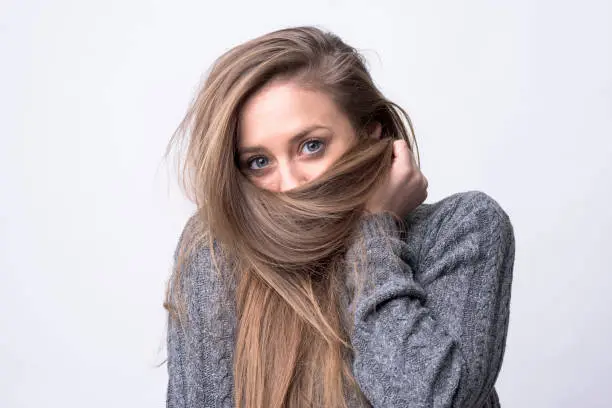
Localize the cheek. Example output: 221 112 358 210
253 177 279 192
303 157 336 180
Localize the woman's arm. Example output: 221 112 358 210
166 309 187 408
346 191 515 408
165 216 236 408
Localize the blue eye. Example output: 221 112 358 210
247 156 269 170
244 139 326 173
302 139 324 154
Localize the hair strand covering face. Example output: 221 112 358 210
163 25 420 408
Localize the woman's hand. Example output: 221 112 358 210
365 139 428 219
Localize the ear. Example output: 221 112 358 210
368 122 382 140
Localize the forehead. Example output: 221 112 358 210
238 81 343 141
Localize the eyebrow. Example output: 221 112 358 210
237 124 329 156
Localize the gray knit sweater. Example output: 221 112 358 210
166 190 515 407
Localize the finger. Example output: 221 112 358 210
395 140 419 175
404 143 418 168
392 139 409 161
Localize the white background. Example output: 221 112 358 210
1 1 611 407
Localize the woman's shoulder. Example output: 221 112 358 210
406 190 512 229
173 212 228 267
402 190 514 256
171 212 237 304
403 190 514 282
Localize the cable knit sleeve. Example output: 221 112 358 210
346 191 515 408
166 216 236 408
166 303 187 408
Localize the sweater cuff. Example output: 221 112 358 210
358 211 402 240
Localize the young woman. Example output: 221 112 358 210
164 26 515 408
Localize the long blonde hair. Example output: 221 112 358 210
164 25 420 408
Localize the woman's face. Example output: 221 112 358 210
237 80 366 192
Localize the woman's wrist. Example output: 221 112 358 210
359 210 402 239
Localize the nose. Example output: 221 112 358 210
278 162 306 192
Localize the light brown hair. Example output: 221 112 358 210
164 25 420 408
